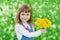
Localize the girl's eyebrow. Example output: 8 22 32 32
21 12 25 13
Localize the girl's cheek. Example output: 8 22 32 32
27 16 30 19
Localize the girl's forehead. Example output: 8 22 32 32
20 8 31 13
21 11 31 14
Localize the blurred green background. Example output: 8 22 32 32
0 0 60 40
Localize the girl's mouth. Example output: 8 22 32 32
24 19 27 20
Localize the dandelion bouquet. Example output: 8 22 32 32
35 18 52 29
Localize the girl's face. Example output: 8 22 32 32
20 11 31 23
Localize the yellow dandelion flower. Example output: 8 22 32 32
35 18 52 28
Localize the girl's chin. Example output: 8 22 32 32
22 20 28 22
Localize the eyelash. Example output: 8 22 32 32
21 14 29 16
27 14 29 15
22 14 24 15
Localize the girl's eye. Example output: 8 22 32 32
21 14 25 15
27 14 29 16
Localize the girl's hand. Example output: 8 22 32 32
40 29 46 33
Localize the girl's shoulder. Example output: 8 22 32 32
30 23 34 27
30 23 34 29
15 23 23 28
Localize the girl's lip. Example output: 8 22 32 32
24 19 26 20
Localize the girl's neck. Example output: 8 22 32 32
22 22 28 24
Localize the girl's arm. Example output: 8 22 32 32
15 23 42 38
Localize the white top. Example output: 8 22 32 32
15 23 42 40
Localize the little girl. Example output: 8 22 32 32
15 4 46 40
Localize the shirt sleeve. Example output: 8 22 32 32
15 23 42 38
